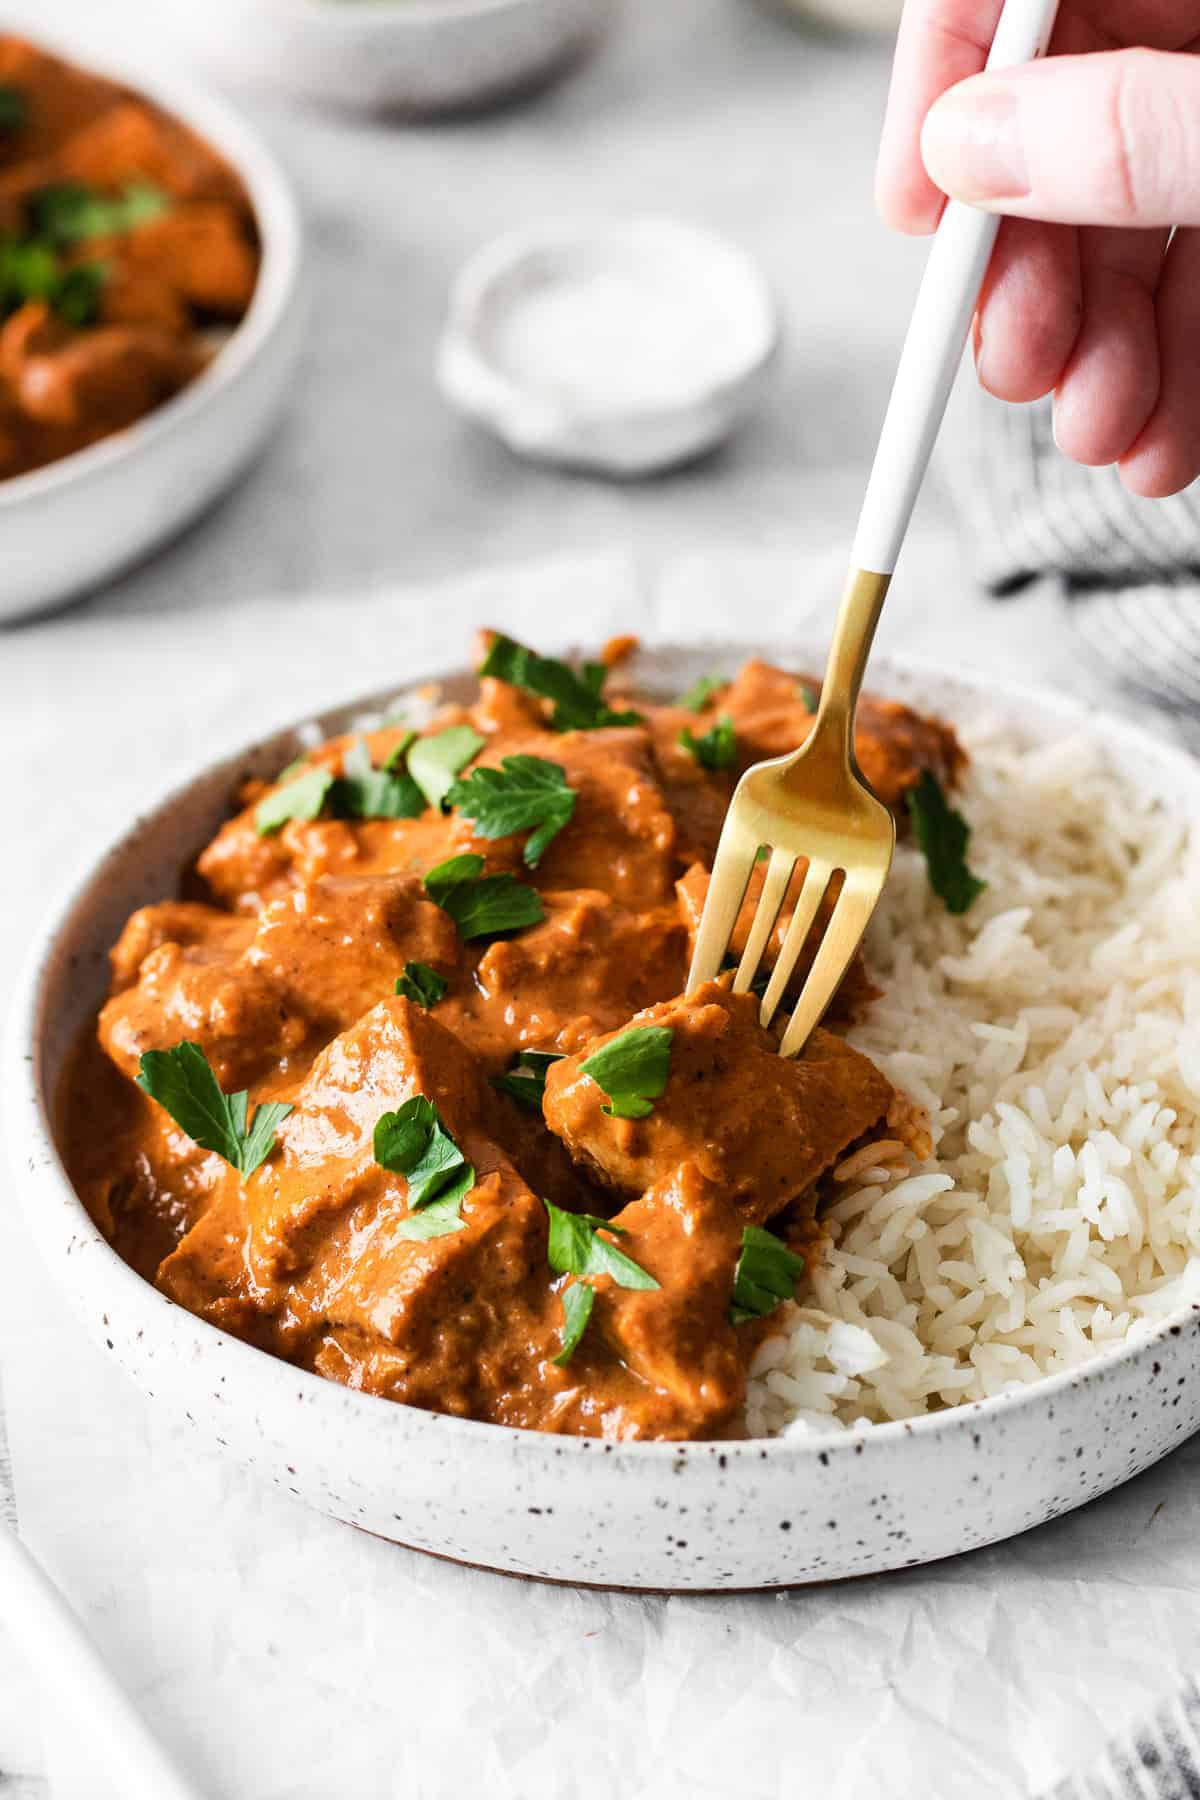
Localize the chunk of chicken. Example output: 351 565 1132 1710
718 659 966 812
543 981 897 1221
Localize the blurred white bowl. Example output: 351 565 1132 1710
753 0 903 29
439 217 779 476
1 46 304 627
162 0 612 115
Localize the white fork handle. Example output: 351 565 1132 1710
851 0 1062 576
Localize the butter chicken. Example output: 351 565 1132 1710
62 635 964 1441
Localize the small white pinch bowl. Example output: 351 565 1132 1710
161 0 612 116
1 45 304 626
438 219 779 476
7 646 1200 1591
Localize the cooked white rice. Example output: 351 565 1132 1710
746 723 1200 1439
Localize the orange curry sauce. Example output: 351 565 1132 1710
61 638 960 1441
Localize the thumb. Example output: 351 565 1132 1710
920 48 1200 227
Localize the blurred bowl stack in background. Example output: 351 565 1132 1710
756 0 902 31
160 0 615 115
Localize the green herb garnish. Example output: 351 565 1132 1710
678 674 723 713
491 1049 564 1110
554 1282 595 1366
254 767 334 836
136 1042 292 1178
544 1198 659 1362
479 635 644 732
544 1202 659 1288
53 260 107 326
0 239 56 308
905 769 986 916
407 725 485 812
580 1025 674 1120
374 1095 474 1239
32 181 170 247
679 715 736 773
275 755 311 784
797 681 819 714
394 962 447 1009
0 85 28 131
334 737 425 820
423 852 486 905
447 755 576 869
422 853 544 941
382 730 416 772
0 239 106 327
729 1225 805 1325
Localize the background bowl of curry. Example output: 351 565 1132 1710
7 646 1200 1591
1 41 304 625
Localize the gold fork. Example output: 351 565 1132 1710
686 0 1061 1057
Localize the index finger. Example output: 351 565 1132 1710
876 0 1005 234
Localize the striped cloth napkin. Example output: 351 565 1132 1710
1040 1675 1200 1800
941 389 1200 739
944 391 1200 1797
0 1375 16 1534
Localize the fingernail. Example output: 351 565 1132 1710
921 81 1030 205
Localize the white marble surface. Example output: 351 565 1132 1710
1 2 1196 1797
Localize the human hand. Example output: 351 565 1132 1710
877 2 1200 497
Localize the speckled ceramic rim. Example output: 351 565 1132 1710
8 643 1200 1490
0 36 303 510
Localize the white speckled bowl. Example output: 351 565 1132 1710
0 45 304 625
7 647 1200 1590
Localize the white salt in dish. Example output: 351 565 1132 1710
438 218 778 475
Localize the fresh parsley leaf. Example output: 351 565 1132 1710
729 1225 805 1325
54 260 107 327
479 635 644 732
423 854 544 942
382 730 416 772
136 1041 292 1178
678 674 723 713
423 852 484 904
544 1200 660 1290
407 725 485 811
275 755 311 784
373 1095 474 1238
679 715 736 773
905 769 986 916
0 238 57 309
394 962 448 1009
32 180 170 247
394 1190 471 1241
254 767 334 836
333 737 424 820
0 85 28 131
447 755 576 869
0 238 106 326
491 1049 564 1110
553 1281 595 1365
580 1025 674 1120
796 681 819 714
